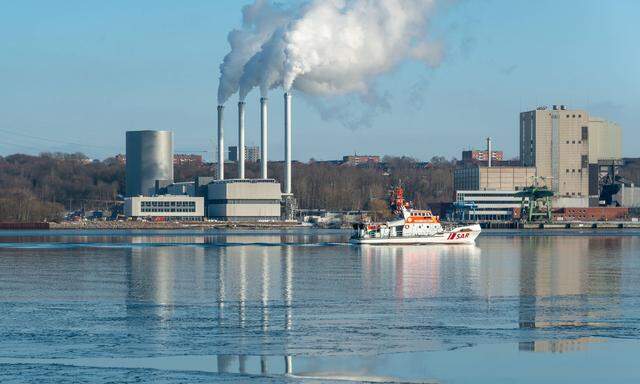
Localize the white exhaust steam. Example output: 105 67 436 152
217 0 443 104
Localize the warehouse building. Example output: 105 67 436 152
207 179 282 221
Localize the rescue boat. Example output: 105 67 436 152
350 186 481 245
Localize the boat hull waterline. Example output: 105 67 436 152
350 224 481 245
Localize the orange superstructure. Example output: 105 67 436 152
405 210 440 224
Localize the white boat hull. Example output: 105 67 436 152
350 224 481 245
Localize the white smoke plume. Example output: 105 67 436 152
217 0 293 104
219 0 443 105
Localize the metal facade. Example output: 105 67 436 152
125 130 173 196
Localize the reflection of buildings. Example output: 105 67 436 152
127 246 206 306
517 236 623 352
360 245 481 299
125 236 297 369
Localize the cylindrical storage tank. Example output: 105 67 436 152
125 130 174 196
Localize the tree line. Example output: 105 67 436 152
0 152 459 222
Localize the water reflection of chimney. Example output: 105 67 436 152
239 246 247 328
261 248 270 332
217 247 226 326
284 245 293 331
394 246 404 300
217 354 233 373
260 355 268 374
239 355 248 374
285 355 293 375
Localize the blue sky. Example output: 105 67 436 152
1 0 638 161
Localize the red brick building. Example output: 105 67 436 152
554 207 629 221
462 149 504 163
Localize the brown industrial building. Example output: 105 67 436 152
462 149 504 163
554 207 629 221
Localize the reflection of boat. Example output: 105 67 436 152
350 186 481 245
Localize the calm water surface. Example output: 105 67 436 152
0 229 639 383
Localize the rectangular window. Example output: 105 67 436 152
581 126 588 140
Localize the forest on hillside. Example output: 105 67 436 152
0 152 454 222
4 152 640 222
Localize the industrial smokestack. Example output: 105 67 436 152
217 105 224 180
486 137 492 168
284 93 292 194
260 97 268 179
238 101 246 179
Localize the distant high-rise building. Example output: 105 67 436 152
520 106 590 200
246 146 260 163
228 146 260 163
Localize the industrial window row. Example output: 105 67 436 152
459 200 524 204
140 207 196 213
209 199 281 204
140 201 196 207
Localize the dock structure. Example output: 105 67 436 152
520 221 640 230
445 221 640 230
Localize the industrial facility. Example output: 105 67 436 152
452 105 636 223
124 92 297 222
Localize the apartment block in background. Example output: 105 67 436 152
228 146 260 163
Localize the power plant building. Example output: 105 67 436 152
213 92 296 221
520 105 624 207
587 117 622 163
121 87 297 222
454 165 539 191
207 179 281 221
125 130 174 196
520 106 590 205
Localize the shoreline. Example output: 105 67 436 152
2 221 640 231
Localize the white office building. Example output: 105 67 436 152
456 190 526 221
125 195 205 220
